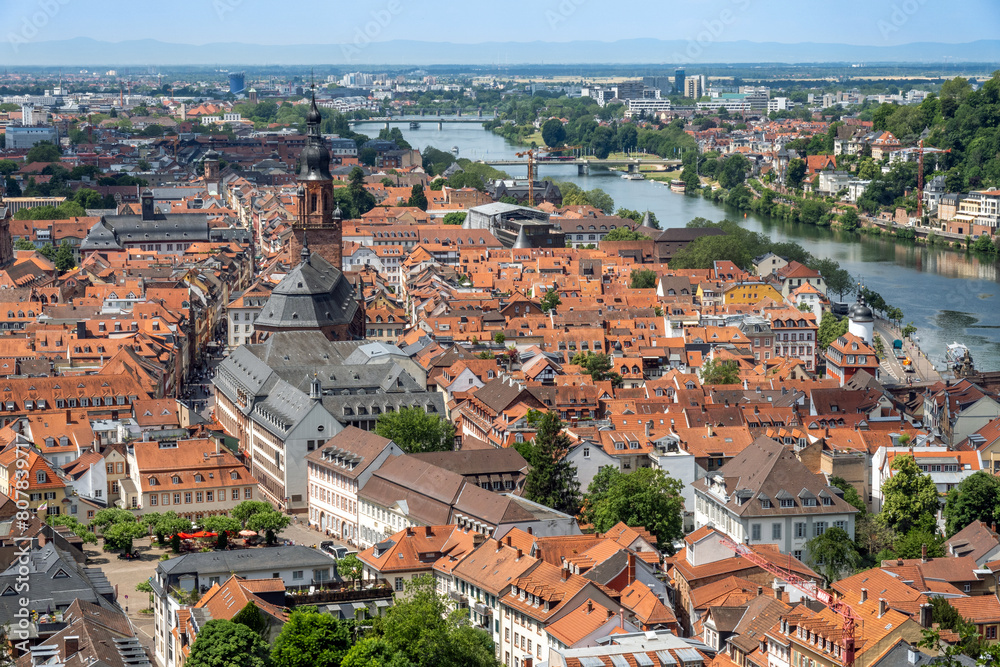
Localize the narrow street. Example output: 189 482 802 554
874 318 942 386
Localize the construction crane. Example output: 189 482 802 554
916 139 951 221
514 145 582 206
717 534 860 667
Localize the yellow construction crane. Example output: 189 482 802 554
515 145 582 206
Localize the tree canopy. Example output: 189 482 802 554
344 575 498 667
515 411 581 516
375 406 455 453
943 471 1000 537
569 352 621 385
186 620 272 667
879 455 940 536
583 467 684 552
271 609 352 667
603 227 649 242
804 526 863 583
700 358 741 385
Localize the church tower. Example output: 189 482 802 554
289 88 342 269
847 287 874 345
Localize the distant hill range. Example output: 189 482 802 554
5 37 1000 67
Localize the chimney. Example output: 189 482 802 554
561 565 569 581
919 603 932 628
627 551 636 586
526 526 533 536
64 636 79 656
37 532 46 547
586 599 594 614
405 526 414 537
757 586 763 597
516 547 523 561
495 538 502 552
645 420 652 438
506 535 512 547
921 543 928 563
860 588 868 604
706 423 713 437
76 320 87 339
878 598 887 618
425 526 432 536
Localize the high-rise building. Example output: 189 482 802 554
674 68 686 95
684 77 702 100
228 71 246 95
20 103 35 126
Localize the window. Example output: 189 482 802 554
232 489 239 500
150 494 158 505
185 492 192 503
395 577 404 591
196 492 204 503
772 523 782 540
780 499 794 508
206 491 214 502
174 493 181 505
814 522 827 537
162 494 169 505
751 524 761 541
964 584 971 593
795 522 806 539
987 626 997 640
293 570 304 580
245 488 253 499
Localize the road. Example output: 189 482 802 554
874 319 942 386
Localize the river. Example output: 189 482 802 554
355 120 1000 372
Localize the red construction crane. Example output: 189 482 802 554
916 139 951 221
514 145 581 206
718 534 860 667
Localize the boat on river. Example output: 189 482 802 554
621 172 645 181
945 342 971 369
669 179 686 193
409 121 420 130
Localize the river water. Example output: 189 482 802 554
356 120 1000 371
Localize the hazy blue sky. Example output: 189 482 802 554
2 0 997 47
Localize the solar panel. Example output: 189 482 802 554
635 653 655 667
656 650 678 666
610 656 630 667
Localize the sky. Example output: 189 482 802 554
1 0 998 48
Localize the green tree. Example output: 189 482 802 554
718 154 750 189
47 515 97 543
442 211 466 226
629 268 658 289
144 511 192 543
817 314 849 349
337 553 365 588
185 620 272 667
839 208 860 232
103 521 148 553
246 511 290 546
893 528 944 559
90 507 139 530
407 184 427 211
583 467 684 553
541 118 567 147
809 258 853 300
681 164 700 192
348 166 376 216
540 288 561 313
700 358 740 385
804 526 862 583
231 501 277 525
785 158 807 189
0 160 18 176
375 406 455 453
136 580 155 611
54 241 75 272
25 141 61 163
829 477 867 515
492 331 505 345
515 411 581 515
943 471 1000 537
670 235 753 270
13 238 35 251
202 515 243 536
879 455 940 536
232 603 271 641
569 352 621 385
353 575 498 667
271 608 352 667
603 228 649 242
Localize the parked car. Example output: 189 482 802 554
319 541 339 558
